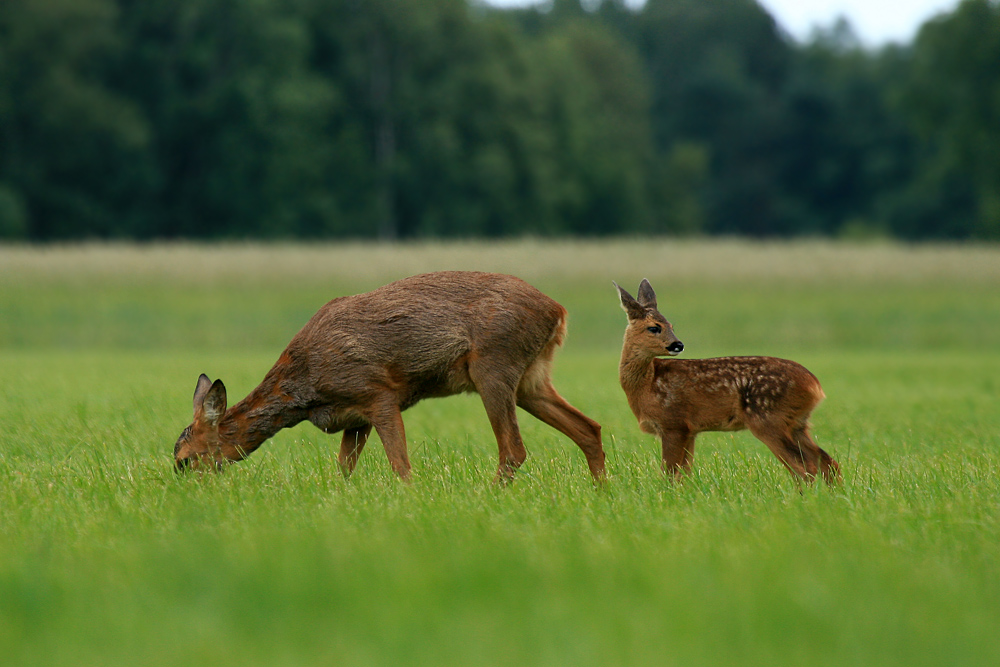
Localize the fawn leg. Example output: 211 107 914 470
517 383 606 480
748 421 819 483
660 428 696 479
793 426 841 485
338 424 373 478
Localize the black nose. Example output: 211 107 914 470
175 458 191 473
667 341 684 354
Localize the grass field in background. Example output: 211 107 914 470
2 240 999 666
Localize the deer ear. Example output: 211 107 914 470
637 279 657 310
193 374 213 415
199 379 228 428
614 282 647 321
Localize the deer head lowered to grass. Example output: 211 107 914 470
174 271 606 482
614 279 839 485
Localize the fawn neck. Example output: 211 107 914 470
618 340 661 399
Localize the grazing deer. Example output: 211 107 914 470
615 279 839 484
174 271 606 482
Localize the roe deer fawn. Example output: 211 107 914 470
174 271 606 482
615 279 839 484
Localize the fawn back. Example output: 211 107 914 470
174 271 605 482
615 279 839 484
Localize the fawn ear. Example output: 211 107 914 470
197 379 228 428
193 374 213 415
614 282 647 321
637 279 657 310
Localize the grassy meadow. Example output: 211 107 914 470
2 240 999 666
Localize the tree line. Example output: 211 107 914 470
1 0 998 241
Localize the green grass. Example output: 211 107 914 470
2 240 999 666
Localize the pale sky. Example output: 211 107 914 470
755 0 959 44
485 0 962 46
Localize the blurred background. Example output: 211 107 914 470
1 0 997 243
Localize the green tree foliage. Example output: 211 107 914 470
0 0 998 240
302 0 653 238
0 0 148 239
897 0 1000 239
111 0 341 238
650 0 792 235
778 20 918 237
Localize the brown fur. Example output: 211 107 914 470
174 271 606 482
615 279 839 484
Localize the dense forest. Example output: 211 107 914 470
1 0 998 241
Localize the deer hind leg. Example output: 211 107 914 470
660 428 696 480
338 424 373 478
470 361 526 483
748 419 822 483
365 398 411 481
793 425 841 485
516 381 606 480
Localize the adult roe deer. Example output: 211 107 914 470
174 271 606 482
615 279 839 484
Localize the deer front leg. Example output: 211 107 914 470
338 424 373 478
365 399 411 481
660 428 696 480
469 362 527 484
482 388 527 484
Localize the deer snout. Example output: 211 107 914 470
174 454 226 473
666 340 684 355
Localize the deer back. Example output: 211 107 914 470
275 271 566 408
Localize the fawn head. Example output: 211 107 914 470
174 374 230 472
615 279 684 358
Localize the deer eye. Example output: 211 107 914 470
647 325 662 334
